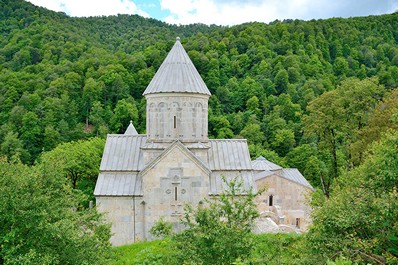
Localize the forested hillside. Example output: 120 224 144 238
1 0 397 172
1 0 398 263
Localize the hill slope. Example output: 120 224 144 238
1 0 397 190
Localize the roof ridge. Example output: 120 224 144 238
209 139 248 142
107 134 146 137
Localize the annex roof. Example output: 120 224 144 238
254 168 314 190
99 135 146 171
276 168 314 190
143 37 211 96
94 172 142 196
210 170 256 195
252 156 282 171
208 139 253 170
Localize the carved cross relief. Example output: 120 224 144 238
162 168 186 216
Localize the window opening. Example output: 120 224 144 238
269 195 273 206
296 218 300 228
174 116 176 128
175 186 178 201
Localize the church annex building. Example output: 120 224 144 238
94 37 314 246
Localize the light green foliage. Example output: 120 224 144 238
209 115 234 138
326 256 353 265
38 137 105 205
240 123 265 145
271 128 296 156
305 131 398 264
171 177 262 265
304 77 385 196
351 87 398 165
149 217 174 239
111 239 175 265
111 233 304 265
0 157 111 264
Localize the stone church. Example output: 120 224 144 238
94 37 314 246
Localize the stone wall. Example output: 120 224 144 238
255 175 312 230
140 144 210 235
145 93 209 143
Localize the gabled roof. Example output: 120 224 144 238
99 135 146 171
252 156 282 171
208 139 253 170
124 120 138 135
143 37 211 96
276 168 314 190
140 140 211 177
255 168 314 190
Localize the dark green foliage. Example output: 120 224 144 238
0 157 111 264
1 0 398 194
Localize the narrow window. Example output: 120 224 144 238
173 116 176 128
296 218 300 228
174 187 178 201
269 195 273 206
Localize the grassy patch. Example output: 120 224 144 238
110 233 305 264
110 239 174 265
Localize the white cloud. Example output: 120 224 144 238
27 0 398 25
160 0 398 26
27 0 150 17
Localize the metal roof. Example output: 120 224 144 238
99 135 146 171
253 170 274 181
124 120 138 135
208 139 253 170
209 170 256 195
252 156 282 171
143 37 211 96
277 168 314 190
94 172 142 196
255 168 314 190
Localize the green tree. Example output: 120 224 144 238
271 128 296 157
305 131 398 264
0 157 111 264
351 88 398 164
171 177 261 265
0 131 29 162
240 123 265 145
209 115 234 139
37 137 105 199
304 78 384 197
274 69 289 94
110 97 139 133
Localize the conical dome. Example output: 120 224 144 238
143 37 211 96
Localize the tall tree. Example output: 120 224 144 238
0 157 111 264
305 131 398 264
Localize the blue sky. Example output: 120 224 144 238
26 0 398 26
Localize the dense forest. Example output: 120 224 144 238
0 0 397 263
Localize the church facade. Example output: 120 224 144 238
94 37 313 246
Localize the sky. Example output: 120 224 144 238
26 0 398 26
